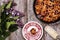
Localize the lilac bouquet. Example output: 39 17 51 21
0 0 24 40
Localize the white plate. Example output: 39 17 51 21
22 21 43 40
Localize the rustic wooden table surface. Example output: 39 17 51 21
0 0 60 40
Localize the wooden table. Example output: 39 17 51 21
0 0 60 40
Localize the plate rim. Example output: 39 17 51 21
22 21 43 40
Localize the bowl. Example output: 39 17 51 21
22 21 43 40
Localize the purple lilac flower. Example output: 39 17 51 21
16 18 24 28
5 0 25 28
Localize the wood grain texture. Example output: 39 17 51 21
0 0 60 40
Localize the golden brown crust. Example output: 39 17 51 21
35 0 60 22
